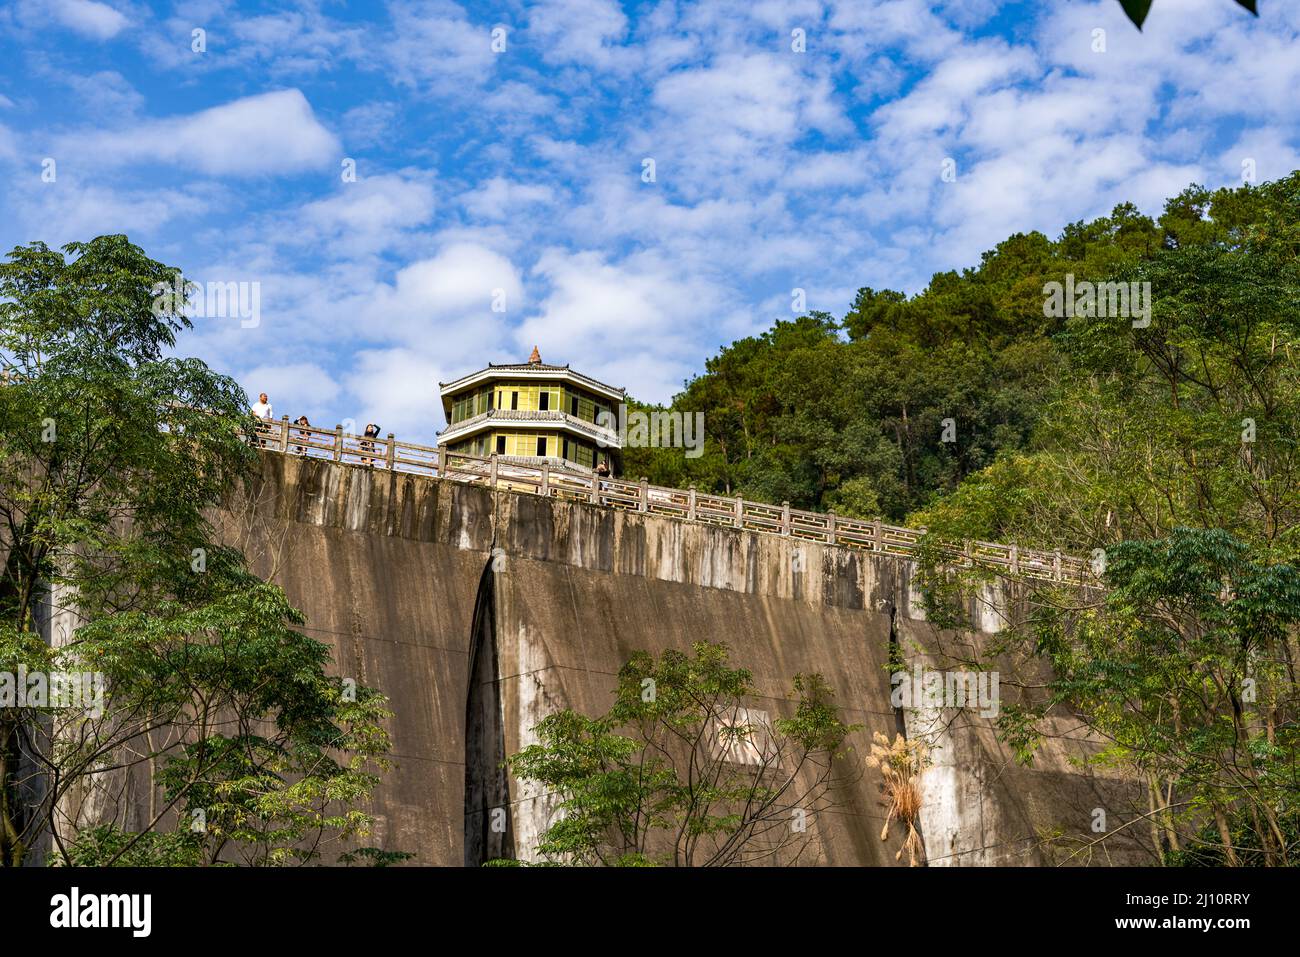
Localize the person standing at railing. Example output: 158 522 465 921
361 423 380 467
250 392 273 447
293 415 311 455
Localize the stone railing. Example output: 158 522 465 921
436 407 618 447
253 416 1091 584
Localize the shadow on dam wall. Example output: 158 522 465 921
208 451 1152 866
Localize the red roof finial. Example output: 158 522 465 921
528 345 542 365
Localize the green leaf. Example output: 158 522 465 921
1118 0 1154 28
0 234 397 867
1121 0 1257 28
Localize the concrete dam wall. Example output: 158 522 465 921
221 451 1148 866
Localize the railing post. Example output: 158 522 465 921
963 540 972 567
280 415 290 452
590 472 599 505
734 495 743 529
826 510 836 545
688 485 697 522
437 444 445 477
386 433 396 470
872 519 882 552
1053 549 1062 581
490 453 498 488
1010 545 1020 575
333 424 343 462
541 462 550 496
781 501 791 536
639 477 649 513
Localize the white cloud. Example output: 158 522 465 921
136 3 369 74
826 0 964 62
827 0 1300 277
1219 130 1300 188
6 180 209 247
934 0 1000 29
639 52 852 201
368 242 522 319
782 149 873 190
526 0 631 69
355 242 524 357
241 363 341 422
296 173 438 257
869 44 1038 147
480 81 561 119
342 348 445 440
176 262 381 389
515 248 741 401
384 0 496 93
62 90 338 176
460 177 557 221
341 101 400 147
48 0 128 40
7 0 1298 429
57 70 144 117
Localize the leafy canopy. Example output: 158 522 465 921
0 235 393 867
505 642 858 867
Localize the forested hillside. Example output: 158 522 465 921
625 174 1300 867
625 171 1300 561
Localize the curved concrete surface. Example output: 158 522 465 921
211 452 1148 866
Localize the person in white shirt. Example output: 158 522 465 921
250 392 273 447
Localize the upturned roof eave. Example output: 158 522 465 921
438 364 626 402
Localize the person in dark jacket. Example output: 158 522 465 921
361 423 381 466
293 415 311 455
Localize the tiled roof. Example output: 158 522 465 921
439 361 625 395
485 362 572 372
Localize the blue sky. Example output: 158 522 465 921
1 0 1298 440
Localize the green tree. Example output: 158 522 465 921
913 173 1300 555
1020 530 1299 865
0 235 392 866
908 175 1300 866
505 642 858 866
636 197 1168 522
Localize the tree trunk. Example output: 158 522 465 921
1213 804 1239 866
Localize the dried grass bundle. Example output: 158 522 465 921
865 731 930 866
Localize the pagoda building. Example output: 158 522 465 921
437 347 624 475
